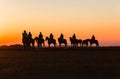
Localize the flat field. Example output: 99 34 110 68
0 47 120 79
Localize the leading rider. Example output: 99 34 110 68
22 30 27 40
22 30 28 47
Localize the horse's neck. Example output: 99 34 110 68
47 38 50 41
86 39 90 41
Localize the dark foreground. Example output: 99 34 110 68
0 47 120 79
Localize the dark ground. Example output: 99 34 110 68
0 47 120 79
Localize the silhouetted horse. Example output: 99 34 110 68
89 39 99 46
82 39 90 47
69 37 82 47
45 37 56 47
29 38 35 47
76 39 82 46
69 37 76 46
82 39 99 47
35 37 45 47
58 38 67 47
22 37 35 48
22 37 29 48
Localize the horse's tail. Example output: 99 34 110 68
65 39 67 46
96 40 99 46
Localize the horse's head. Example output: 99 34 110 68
34 37 38 40
69 37 72 41
45 37 49 41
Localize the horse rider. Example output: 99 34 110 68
60 33 64 39
22 30 28 47
28 32 32 40
50 33 54 39
22 30 28 40
39 32 43 39
91 35 95 40
72 33 76 40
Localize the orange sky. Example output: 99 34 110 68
0 0 120 46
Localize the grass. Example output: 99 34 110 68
0 46 120 79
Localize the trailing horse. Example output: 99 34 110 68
82 39 99 47
45 37 56 47
89 39 99 46
58 38 67 47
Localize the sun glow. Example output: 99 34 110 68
0 0 120 46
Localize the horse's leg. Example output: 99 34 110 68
29 40 31 47
38 42 39 47
27 42 30 47
73 43 75 47
90 43 92 47
29 42 31 47
79 42 81 47
80 41 82 47
32 42 34 48
74 44 76 47
72 43 74 47
28 43 30 47
82 42 83 47
78 43 81 47
71 44 73 47
71 43 72 47
97 42 99 46
43 42 45 47
40 43 42 47
54 43 56 47
59 43 61 47
23 43 25 47
23 44 25 48
74 43 76 47
86 43 88 47
76 43 78 47
65 42 67 47
49 44 50 47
